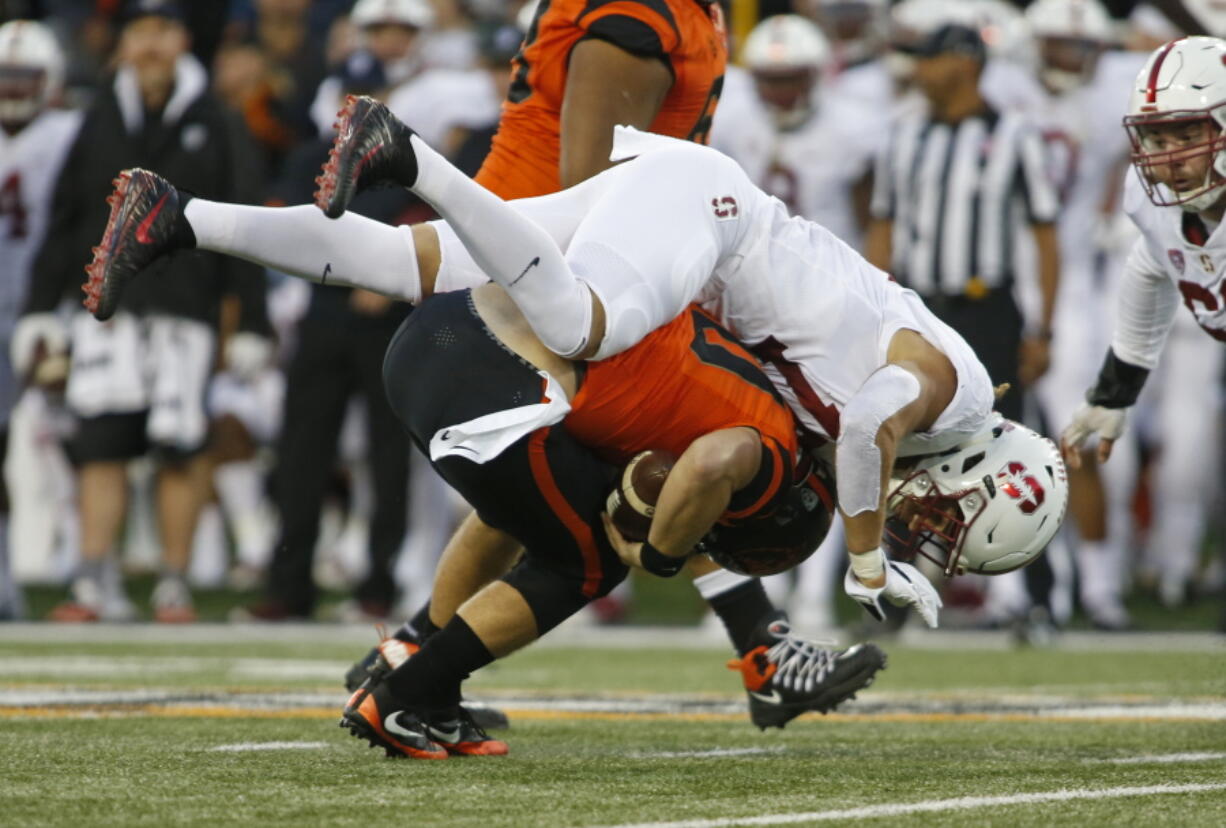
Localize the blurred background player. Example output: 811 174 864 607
17 0 270 622
0 19 80 620
712 15 879 248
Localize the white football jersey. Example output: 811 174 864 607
1122 171 1226 349
710 71 887 249
434 127 996 453
607 128 995 453
0 108 82 336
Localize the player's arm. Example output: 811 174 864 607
838 353 948 628
1061 237 1177 467
559 37 672 189
603 427 763 575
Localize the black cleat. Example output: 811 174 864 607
83 169 186 321
727 619 887 730
340 680 448 760
314 94 419 219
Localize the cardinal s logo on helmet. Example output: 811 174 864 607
997 461 1046 515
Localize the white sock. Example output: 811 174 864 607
184 201 422 303
408 135 593 357
692 568 753 600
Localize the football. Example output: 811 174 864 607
606 449 677 542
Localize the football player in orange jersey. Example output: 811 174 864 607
477 0 727 197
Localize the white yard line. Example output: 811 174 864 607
1090 752 1226 765
208 741 331 752
632 748 786 759
596 783 1226 828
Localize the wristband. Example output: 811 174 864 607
850 547 886 583
1086 348 1150 409
640 541 686 578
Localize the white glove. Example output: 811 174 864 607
1061 402 1127 455
11 313 68 377
844 560 942 629
224 332 273 381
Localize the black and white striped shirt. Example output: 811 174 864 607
871 107 1059 296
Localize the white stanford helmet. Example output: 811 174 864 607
0 19 64 126
885 415 1069 576
742 15 831 128
350 0 435 30
1124 37 1226 213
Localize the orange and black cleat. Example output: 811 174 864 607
340 681 448 760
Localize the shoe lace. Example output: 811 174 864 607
763 625 840 693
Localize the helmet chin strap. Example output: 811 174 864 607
1177 171 1226 214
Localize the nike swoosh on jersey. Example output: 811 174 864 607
135 192 170 245
748 689 783 705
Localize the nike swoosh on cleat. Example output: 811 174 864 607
749 689 783 705
384 712 425 741
135 192 170 245
425 722 463 743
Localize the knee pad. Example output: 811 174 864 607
500 556 628 634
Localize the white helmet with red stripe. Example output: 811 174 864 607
1124 36 1226 213
743 15 831 129
0 20 64 127
885 415 1069 577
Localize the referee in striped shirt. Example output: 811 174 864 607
866 24 1060 422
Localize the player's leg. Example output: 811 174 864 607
83 167 601 320
343 294 625 756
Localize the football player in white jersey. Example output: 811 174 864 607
1026 0 1146 629
1062 36 1226 458
0 20 81 619
1062 36 1226 615
711 15 880 250
83 98 1071 631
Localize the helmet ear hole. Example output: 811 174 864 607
960 451 986 474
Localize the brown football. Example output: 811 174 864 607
606 449 677 542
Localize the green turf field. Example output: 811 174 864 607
1 625 1223 827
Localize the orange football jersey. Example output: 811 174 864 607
565 306 797 517
476 0 727 200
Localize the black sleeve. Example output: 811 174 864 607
583 15 667 59
1086 348 1150 409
